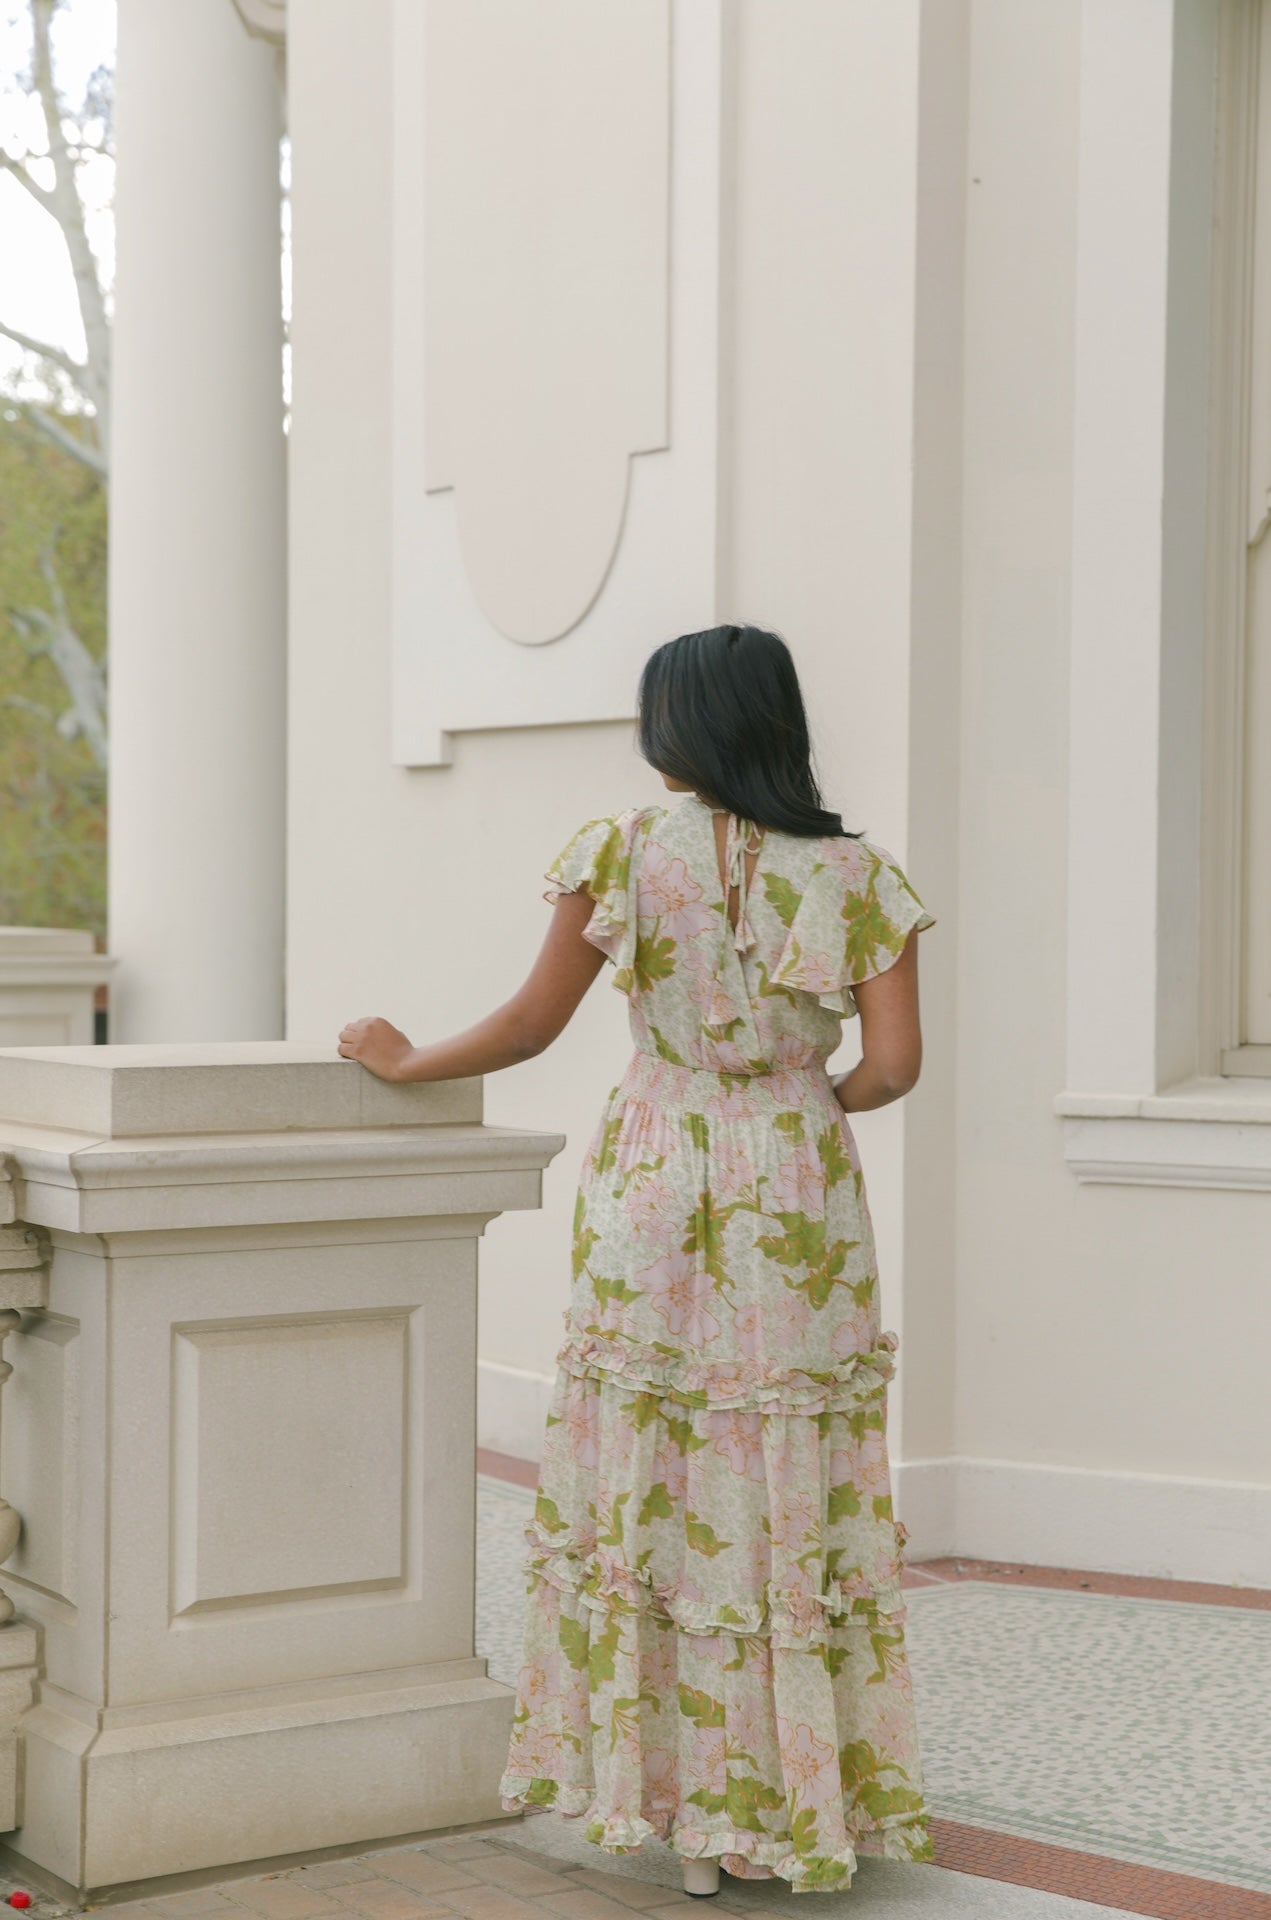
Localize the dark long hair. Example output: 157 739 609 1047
637 625 856 838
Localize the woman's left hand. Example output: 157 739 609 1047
337 1016 414 1083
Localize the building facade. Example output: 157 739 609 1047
108 0 1271 1585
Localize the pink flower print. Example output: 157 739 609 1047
707 1078 763 1122
640 846 717 941
704 981 739 1028
776 1717 840 1810
637 1249 722 1345
642 1744 680 1817
517 1653 558 1715
702 1362 750 1402
773 1030 817 1070
771 1488 819 1552
707 1409 766 1483
831 1302 877 1360
768 1141 823 1215
628 1174 683 1250
853 1423 891 1501
615 1100 677 1172
743 1529 771 1597
818 837 872 883
513 1722 561 1780
711 1138 755 1201
728 1694 770 1767
652 1441 688 1503
766 1430 802 1497
767 1289 811 1348
734 1301 764 1358
790 950 841 996
682 943 740 1026
563 1376 600 1468
641 1632 678 1699
871 1694 917 1761
688 1723 727 1800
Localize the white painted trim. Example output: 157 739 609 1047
1065 1 1220 1095
896 1454 1271 1588
1055 1074 1271 1187
477 1358 554 1464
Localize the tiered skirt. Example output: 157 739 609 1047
497 1350 932 1890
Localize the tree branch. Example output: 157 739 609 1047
17 402 109 479
0 149 56 216
0 318 80 379
8 542 108 770
28 0 111 451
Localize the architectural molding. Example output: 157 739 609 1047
230 0 285 45
1056 1077 1271 1189
894 1454 1271 1589
391 0 732 764
477 1358 555 1465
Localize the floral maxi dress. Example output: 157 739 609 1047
498 793 936 1892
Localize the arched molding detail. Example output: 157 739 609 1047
231 0 285 46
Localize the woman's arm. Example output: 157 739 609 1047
831 928 924 1113
337 889 607 1083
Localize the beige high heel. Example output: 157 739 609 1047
682 1860 720 1899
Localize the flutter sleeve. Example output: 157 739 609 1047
769 835 935 1018
543 809 649 991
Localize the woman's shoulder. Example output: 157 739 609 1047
763 827 888 878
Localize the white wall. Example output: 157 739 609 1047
285 0 668 1422
946 0 1271 1582
284 0 1271 1581
285 0 948 1460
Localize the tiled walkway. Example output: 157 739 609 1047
474 1473 1271 1920
68 1826 1141 1920
1 1475 1266 1920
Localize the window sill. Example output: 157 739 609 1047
1055 1077 1271 1190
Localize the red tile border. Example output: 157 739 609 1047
930 1819 1271 1919
478 1447 539 1489
906 1555 1271 1611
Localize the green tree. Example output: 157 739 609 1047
0 0 112 931
0 414 105 930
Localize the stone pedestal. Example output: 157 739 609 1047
0 930 114 1047
0 1044 563 1898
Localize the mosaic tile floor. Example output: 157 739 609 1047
475 1475 1271 1912
0 1480 1262 1920
901 1581 1271 1893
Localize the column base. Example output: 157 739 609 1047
9 1669 515 1899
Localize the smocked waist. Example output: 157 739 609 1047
630 1047 828 1079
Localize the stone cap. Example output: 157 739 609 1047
0 927 97 954
0 1042 481 1138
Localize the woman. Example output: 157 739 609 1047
338 625 934 1897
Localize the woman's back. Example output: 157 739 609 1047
546 791 931 1077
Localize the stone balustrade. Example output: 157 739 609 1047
0 1043 564 1901
0 930 115 1048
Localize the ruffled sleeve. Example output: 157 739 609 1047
543 809 648 992
768 836 935 1018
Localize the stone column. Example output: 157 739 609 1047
0 1044 563 1898
109 0 286 1041
0 929 115 1046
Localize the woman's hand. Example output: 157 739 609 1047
337 1016 415 1083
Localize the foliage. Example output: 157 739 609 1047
0 0 113 935
0 409 105 932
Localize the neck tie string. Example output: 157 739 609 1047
725 813 760 955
